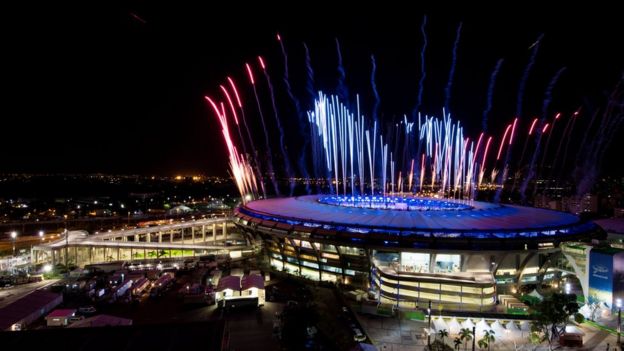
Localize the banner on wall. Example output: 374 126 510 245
588 248 624 308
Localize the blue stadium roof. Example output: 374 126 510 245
241 195 581 232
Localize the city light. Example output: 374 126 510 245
565 282 571 294
43 264 52 273
10 231 17 239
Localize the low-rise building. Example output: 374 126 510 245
0 290 62 331
45 309 76 327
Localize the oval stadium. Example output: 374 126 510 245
234 195 604 310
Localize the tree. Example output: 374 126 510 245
437 329 449 345
453 337 462 350
482 330 495 351
459 328 473 351
530 293 579 350
477 338 488 350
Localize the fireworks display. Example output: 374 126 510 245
204 24 623 205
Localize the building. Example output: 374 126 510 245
0 290 62 331
46 309 76 327
31 217 255 267
216 275 241 300
241 274 265 305
565 194 599 214
215 274 265 307
234 195 604 310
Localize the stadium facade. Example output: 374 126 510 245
234 195 604 310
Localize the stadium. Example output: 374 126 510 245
234 195 604 310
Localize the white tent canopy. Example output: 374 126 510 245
447 317 462 335
462 318 475 329
434 316 449 332
505 321 519 331
490 321 507 340
476 318 490 337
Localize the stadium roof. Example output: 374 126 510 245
242 195 581 231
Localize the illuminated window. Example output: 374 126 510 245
434 254 460 273
400 252 430 273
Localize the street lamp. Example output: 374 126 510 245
10 231 17 256
617 298 622 346
39 230 44 241
472 326 476 351
427 300 432 348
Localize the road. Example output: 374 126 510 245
0 279 59 309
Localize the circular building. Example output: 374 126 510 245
234 195 603 310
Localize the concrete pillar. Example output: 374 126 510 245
202 225 206 242
170 230 174 243
158 232 162 243
135 234 139 242
192 227 195 244
147 233 151 243
429 254 436 273
213 224 217 243
117 247 120 261
180 227 184 243
222 222 227 241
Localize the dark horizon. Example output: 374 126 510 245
2 4 623 177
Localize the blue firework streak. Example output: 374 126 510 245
277 35 311 194
482 59 504 132
303 43 316 107
258 57 296 195
370 54 380 121
444 22 463 113
335 38 349 104
516 34 544 118
415 15 428 115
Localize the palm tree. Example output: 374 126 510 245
459 328 473 351
482 329 496 351
437 329 449 346
453 337 462 350
477 338 488 350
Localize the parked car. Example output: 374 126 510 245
78 306 97 314
69 315 85 322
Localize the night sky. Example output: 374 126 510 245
2 4 623 176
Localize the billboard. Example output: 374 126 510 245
588 249 624 308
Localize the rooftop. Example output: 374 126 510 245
0 290 62 331
46 309 76 318
241 195 583 231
